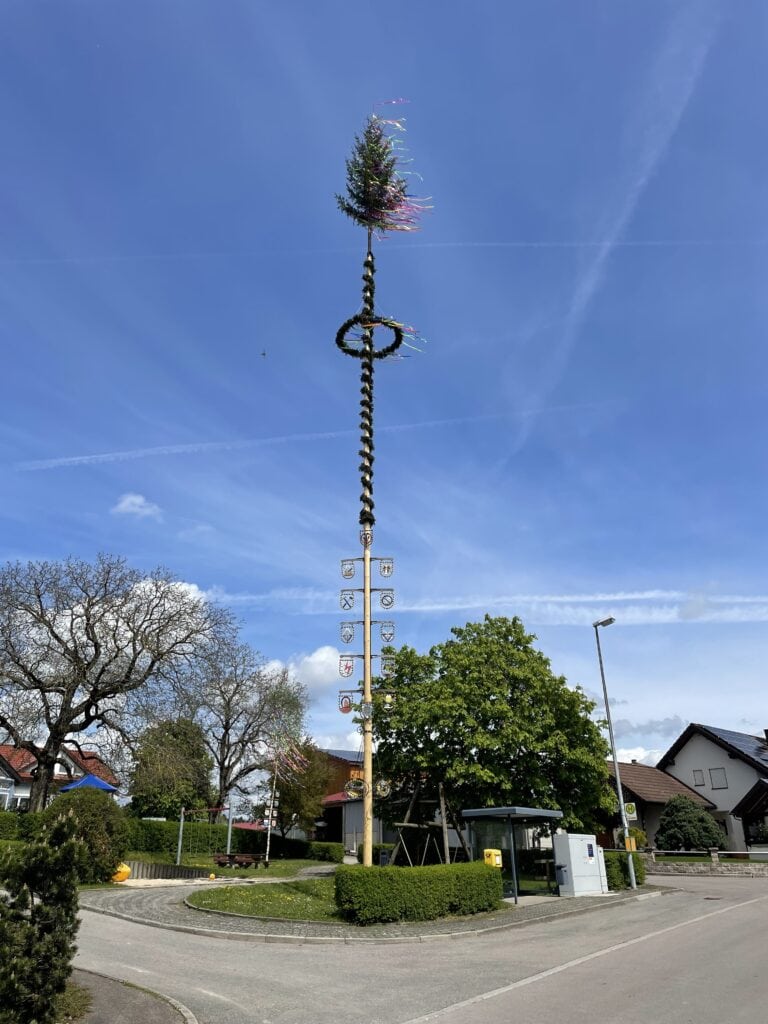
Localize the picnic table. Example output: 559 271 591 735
212 853 269 869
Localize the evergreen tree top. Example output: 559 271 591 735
336 114 428 234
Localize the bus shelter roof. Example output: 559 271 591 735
461 806 564 823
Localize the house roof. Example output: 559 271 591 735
0 744 118 787
322 790 353 806
607 761 714 808
657 724 768 775
731 778 768 820
0 751 22 783
322 749 363 764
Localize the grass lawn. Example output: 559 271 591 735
188 877 341 921
125 851 320 879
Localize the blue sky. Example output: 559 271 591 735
2 2 767 765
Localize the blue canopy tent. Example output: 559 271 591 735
60 773 117 793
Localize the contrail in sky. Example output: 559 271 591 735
14 404 598 472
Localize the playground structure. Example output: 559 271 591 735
175 805 233 867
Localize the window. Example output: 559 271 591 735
709 767 728 790
692 769 705 787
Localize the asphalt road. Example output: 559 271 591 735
75 875 768 1024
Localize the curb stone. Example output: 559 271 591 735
73 967 199 1024
80 886 665 945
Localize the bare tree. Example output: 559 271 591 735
171 639 307 811
0 554 230 810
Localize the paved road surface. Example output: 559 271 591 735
75 875 768 1024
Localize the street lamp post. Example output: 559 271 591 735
592 616 637 890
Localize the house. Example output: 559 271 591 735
319 749 396 852
606 760 715 848
0 744 119 810
657 724 768 850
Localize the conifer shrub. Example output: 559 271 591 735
335 862 502 924
0 813 80 1024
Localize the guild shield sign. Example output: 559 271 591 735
359 528 373 549
340 590 355 611
379 558 394 578
338 694 353 714
341 559 355 579
339 657 354 678
340 622 355 644
380 621 395 644
381 656 395 677
379 589 394 610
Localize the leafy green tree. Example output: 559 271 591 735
654 795 725 850
261 742 332 838
39 788 129 883
374 616 613 830
0 813 80 1024
129 719 213 819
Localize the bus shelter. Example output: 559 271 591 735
462 806 564 904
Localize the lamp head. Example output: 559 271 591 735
593 616 616 628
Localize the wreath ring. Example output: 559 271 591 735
335 315 404 360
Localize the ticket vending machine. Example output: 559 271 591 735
553 833 609 896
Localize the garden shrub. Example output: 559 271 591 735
306 841 344 863
655 795 725 851
0 813 80 1024
39 790 129 883
604 851 645 890
335 861 502 924
0 812 18 841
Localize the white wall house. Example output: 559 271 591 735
657 724 768 850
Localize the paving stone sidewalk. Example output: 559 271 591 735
79 867 665 944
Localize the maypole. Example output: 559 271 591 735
334 108 428 867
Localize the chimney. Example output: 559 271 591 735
764 729 768 745
631 759 638 764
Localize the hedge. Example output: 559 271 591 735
0 812 18 840
335 862 503 924
306 842 344 863
604 851 645 890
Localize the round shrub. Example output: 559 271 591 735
39 789 129 883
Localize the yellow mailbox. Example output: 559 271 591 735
484 848 502 868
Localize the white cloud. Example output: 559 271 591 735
266 645 341 695
110 492 162 521
615 747 663 767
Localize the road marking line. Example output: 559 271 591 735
195 988 253 1012
401 895 768 1023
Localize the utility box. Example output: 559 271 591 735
484 848 502 868
553 833 609 897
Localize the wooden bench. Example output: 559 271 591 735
212 853 269 870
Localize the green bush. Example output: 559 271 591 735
357 842 396 865
335 862 503 924
0 813 80 1024
15 813 42 842
655 796 725 851
306 841 344 863
604 851 645 890
39 790 129 884
0 812 18 841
